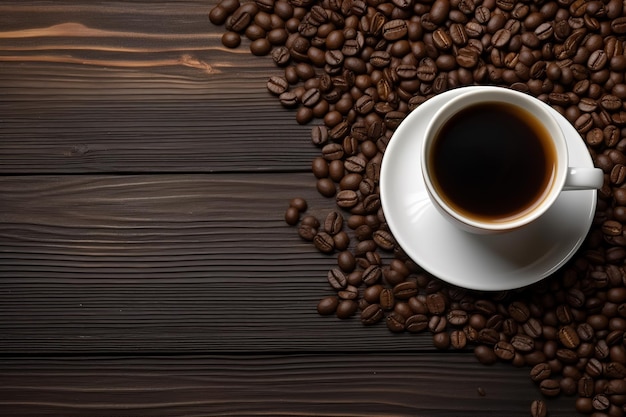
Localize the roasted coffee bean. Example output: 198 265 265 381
447 309 469 326
579 376 595 398
379 288 395 310
611 17 626 34
539 379 560 397
214 4 626 416
494 341 515 361
406 314 429 333
221 31 242 48
592 394 610 411
393 281 417 299
336 251 355 273
424 293 446 315
508 301 530 322
386 311 405 332
317 296 339 315
267 75 289 95
605 361 626 378
363 265 382 285
336 190 359 208
530 400 547 417
559 325 581 348
530 362 552 382
327 268 347 290
511 334 535 352
586 357 604 378
360 303 384 325
475 345 498 365
611 164 626 185
428 315 447 333
433 331 451 350
284 205 302 227
372 229 395 251
336 299 358 319
338 284 358 300
314 231 335 253
297 223 317 241
478 328 500 345
439 326 462 348
523 318 543 339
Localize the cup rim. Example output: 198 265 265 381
421 88 568 232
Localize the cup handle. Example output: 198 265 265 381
563 167 604 190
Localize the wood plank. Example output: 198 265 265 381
0 0 318 173
0 354 582 417
0 173 436 353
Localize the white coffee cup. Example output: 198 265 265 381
421 87 604 234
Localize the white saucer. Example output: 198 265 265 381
380 86 597 291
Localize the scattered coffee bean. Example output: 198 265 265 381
211 2 626 415
530 399 547 417
361 303 384 325
317 296 339 315
336 299 358 319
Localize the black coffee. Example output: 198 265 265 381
429 102 557 222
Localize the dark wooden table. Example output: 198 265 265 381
0 2 589 415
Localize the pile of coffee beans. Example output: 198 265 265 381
210 0 626 414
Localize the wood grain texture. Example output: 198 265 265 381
0 354 582 417
0 0 318 173
0 173 439 353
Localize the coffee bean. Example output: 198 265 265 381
530 362 552 382
382 20 408 41
611 164 626 185
605 361 626 378
474 345 498 365
578 376 595 398
338 284 358 300
379 288 395 310
336 190 358 208
336 299 358 319
592 394 610 411
393 281 417 299
386 311 405 332
586 357 604 378
447 309 469 326
250 38 272 55
314 232 335 254
317 296 339 315
372 229 395 251
428 315 447 333
433 331 451 349
401 314 426 333
611 17 626 34
297 223 317 240
327 268 347 290
559 325 581 348
279 90 299 107
539 379 560 397
360 303 383 325
511 334 535 352
523 318 543 339
478 328 500 345
316 178 336 197
214 3 626 416
530 400 547 417
494 341 515 361
363 265 382 285
600 94 622 111
508 301 530 322
221 31 242 48
422 293 445 315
